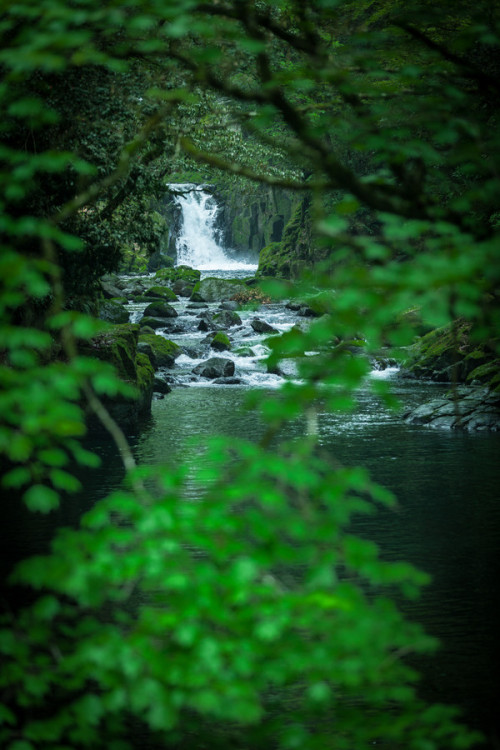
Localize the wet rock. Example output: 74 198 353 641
143 301 178 318
80 324 154 427
251 317 279 334
143 286 178 302
209 332 231 352
121 281 147 297
219 301 239 311
213 377 242 385
137 341 157 368
403 387 500 431
173 279 196 297
197 310 242 331
98 300 130 324
234 346 256 357
192 357 235 379
153 376 172 394
139 316 175 330
191 277 243 302
100 279 125 299
138 334 181 368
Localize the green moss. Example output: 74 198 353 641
467 359 500 388
138 333 181 366
405 320 499 384
136 352 155 391
211 332 231 351
143 286 178 302
82 323 139 381
155 265 201 284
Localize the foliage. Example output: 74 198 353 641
1 1 499 749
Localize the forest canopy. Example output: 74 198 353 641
1 1 499 748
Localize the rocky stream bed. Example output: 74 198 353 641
96 267 500 433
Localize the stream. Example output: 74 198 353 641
3 185 500 746
89 269 500 744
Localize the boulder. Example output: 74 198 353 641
197 310 242 332
139 316 175 330
100 279 124 299
155 265 200 285
137 341 157 368
209 332 231 352
192 357 235 379
219 301 240 311
143 286 178 302
191 277 243 302
153 375 172 394
138 334 181 368
98 300 130 324
80 323 154 428
251 317 279 334
143 301 178 318
173 279 197 297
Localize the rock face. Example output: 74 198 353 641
403 387 500 431
219 184 299 255
192 357 235 379
257 196 314 278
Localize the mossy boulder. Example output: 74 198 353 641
138 333 181 368
143 286 178 302
210 332 231 352
139 316 175 330
143 301 178 318
81 323 154 427
98 299 130 324
191 277 244 302
155 265 201 285
403 320 499 385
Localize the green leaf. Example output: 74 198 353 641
23 484 60 513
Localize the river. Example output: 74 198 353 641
2 185 500 747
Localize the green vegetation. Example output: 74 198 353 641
1 1 499 749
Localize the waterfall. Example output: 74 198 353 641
169 184 257 272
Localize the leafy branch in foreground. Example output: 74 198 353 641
1 0 498 748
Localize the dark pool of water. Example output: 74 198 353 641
2 377 499 747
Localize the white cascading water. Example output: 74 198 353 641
169 184 257 272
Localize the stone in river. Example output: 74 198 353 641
192 357 235 379
251 317 279 334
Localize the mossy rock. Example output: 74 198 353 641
98 300 130 324
81 324 154 426
155 265 201 284
404 321 499 383
191 277 244 302
467 358 500 390
143 301 178 318
135 352 155 409
82 323 140 381
139 316 175 330
138 333 181 368
143 286 178 302
210 332 231 352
